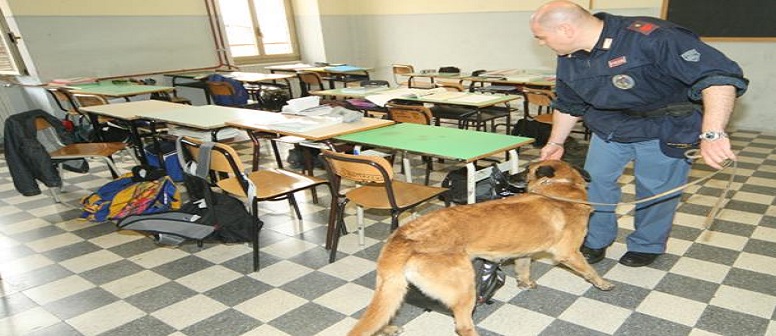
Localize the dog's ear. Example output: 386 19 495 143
535 165 556 179
572 164 591 182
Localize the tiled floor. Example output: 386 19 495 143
1 129 776 336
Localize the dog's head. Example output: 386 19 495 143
526 160 590 188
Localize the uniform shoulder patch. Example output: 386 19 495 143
627 21 659 35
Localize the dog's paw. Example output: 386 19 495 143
517 279 537 289
594 280 615 291
377 325 403 336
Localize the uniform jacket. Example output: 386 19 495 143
3 109 85 196
553 13 749 157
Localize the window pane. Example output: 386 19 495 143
253 0 293 55
218 0 259 57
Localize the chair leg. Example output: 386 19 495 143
356 206 365 246
288 193 302 219
390 210 400 231
329 198 349 263
101 157 121 179
423 156 432 186
252 200 262 272
49 186 62 203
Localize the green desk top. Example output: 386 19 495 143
335 123 533 162
69 82 174 97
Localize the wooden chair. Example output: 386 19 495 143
34 117 126 202
523 89 590 140
297 71 327 97
177 136 330 271
392 64 434 89
431 83 513 133
320 149 447 262
386 103 435 185
522 88 555 120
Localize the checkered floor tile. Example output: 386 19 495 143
1 128 775 336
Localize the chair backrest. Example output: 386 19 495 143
391 64 414 86
207 81 236 97
72 93 109 108
523 88 555 115
436 82 465 92
178 136 246 177
297 71 325 96
46 88 78 115
321 150 394 184
360 79 390 88
207 74 250 106
386 103 433 125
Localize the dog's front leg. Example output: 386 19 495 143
559 252 614 291
514 257 536 289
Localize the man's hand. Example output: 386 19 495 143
699 138 736 169
540 143 565 160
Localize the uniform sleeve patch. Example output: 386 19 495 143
627 21 659 35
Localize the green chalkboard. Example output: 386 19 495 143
662 0 776 40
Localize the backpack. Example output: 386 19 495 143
116 139 256 246
511 119 552 147
80 172 180 222
439 163 523 205
404 258 506 314
207 73 250 106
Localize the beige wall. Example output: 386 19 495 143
6 0 205 16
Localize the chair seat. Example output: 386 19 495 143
534 113 554 124
217 168 327 200
346 181 447 209
50 142 126 159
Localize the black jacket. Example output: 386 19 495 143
3 109 86 196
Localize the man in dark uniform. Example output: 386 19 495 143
530 1 748 267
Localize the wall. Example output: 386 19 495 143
306 0 773 132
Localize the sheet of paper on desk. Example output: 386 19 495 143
448 95 500 104
422 92 468 101
365 88 446 106
258 116 343 132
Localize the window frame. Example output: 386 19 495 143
0 7 26 76
219 0 301 65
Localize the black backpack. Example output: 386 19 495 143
116 140 256 246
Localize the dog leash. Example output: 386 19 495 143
529 150 737 230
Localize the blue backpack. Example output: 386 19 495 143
207 73 250 106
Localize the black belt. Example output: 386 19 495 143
623 103 698 118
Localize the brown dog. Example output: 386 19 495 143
348 160 614 336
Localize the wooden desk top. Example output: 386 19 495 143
227 114 394 142
336 123 533 162
69 82 175 98
136 105 270 130
79 100 190 120
164 71 294 83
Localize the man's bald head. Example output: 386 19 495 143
531 0 590 30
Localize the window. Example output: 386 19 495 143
0 8 25 76
217 0 300 65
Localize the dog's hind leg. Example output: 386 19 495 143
407 254 480 336
556 252 614 291
514 257 536 289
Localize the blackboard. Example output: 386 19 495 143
15 15 222 82
662 0 776 40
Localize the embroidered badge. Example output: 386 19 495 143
612 74 635 90
608 56 627 68
681 49 701 62
627 21 659 35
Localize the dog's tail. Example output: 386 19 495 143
348 242 413 336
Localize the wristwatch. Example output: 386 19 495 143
698 131 728 141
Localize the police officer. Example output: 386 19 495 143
530 1 748 267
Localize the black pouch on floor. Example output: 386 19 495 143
511 119 551 147
405 258 506 314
